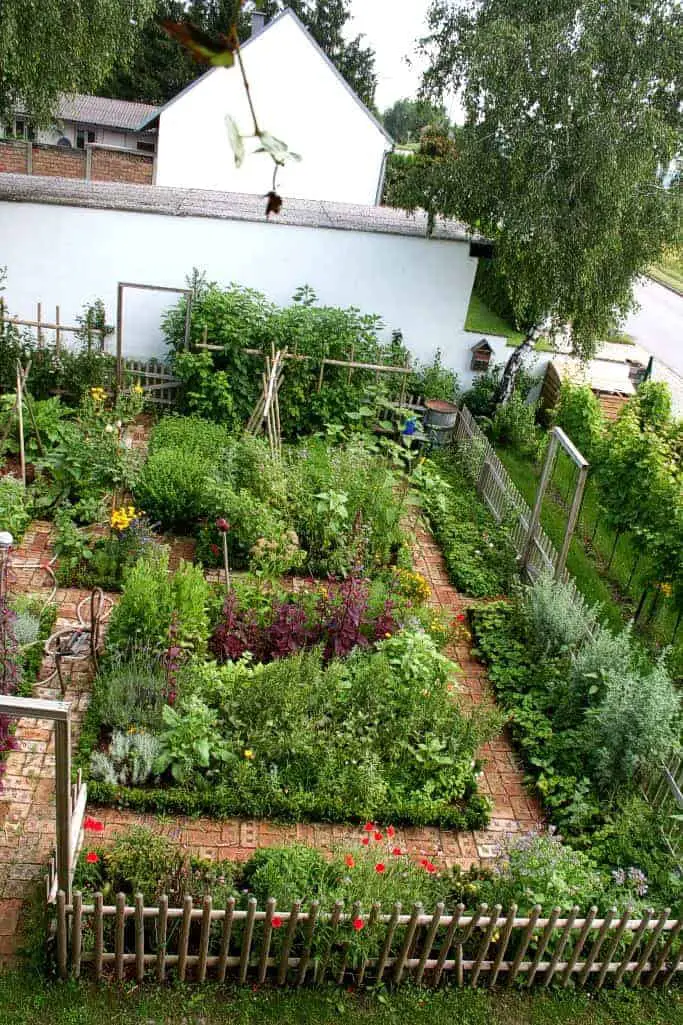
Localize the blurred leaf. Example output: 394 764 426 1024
257 132 302 164
162 20 236 67
225 115 245 167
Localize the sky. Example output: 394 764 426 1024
345 0 430 112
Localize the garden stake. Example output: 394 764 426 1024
222 532 231 594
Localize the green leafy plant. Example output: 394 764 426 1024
0 475 30 541
90 729 160 786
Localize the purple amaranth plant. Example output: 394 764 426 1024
323 575 371 663
210 591 262 663
162 615 183 706
266 601 314 660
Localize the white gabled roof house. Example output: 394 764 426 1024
141 8 394 205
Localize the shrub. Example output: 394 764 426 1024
490 393 541 459
408 348 459 403
0 475 30 541
553 381 605 462
90 653 168 732
134 447 216 531
89 730 160 786
148 415 231 460
105 549 174 658
583 655 681 793
171 351 236 424
522 573 600 655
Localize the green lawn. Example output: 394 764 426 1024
465 295 526 346
1 970 682 1025
650 247 683 294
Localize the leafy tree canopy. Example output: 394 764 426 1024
100 0 377 109
401 0 682 400
382 97 450 144
0 0 155 125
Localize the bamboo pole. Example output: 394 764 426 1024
239 898 258 983
394 903 422 985
577 908 614 985
114 893 126 981
156 894 168 982
542 906 578 988
37 301 43 348
135 893 145 983
55 305 61 356
177 895 193 981
630 907 670 986
507 905 541 987
489 904 518 989
72 891 83 979
258 898 276 984
278 900 301 985
645 918 683 988
57 890 68 979
198 895 213 982
526 907 560 987
471 904 500 988
94 893 104 981
296 901 320 986
433 904 464 987
16 363 25 488
217 897 235 983
314 900 343 985
357 903 381 987
337 901 361 985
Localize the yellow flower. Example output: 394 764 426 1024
133 384 144 395
660 582 673 598
244 749 255 760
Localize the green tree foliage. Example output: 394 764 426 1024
553 381 605 464
101 0 377 108
382 127 460 229
382 97 450 144
409 0 682 402
0 0 155 125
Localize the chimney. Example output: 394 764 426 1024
251 11 266 36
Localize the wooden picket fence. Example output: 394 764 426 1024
642 757 683 865
54 894 683 989
121 358 180 407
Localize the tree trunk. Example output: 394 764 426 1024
496 328 538 405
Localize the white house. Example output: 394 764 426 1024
143 8 394 205
5 95 158 153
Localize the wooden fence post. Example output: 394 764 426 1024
57 890 68 979
393 903 422 985
520 432 558 577
54 713 72 902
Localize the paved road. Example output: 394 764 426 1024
625 277 683 376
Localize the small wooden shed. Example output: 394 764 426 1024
541 356 636 421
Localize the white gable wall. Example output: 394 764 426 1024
154 13 390 205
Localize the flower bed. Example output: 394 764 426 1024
469 576 683 912
78 558 497 826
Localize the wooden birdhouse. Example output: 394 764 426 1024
471 339 493 372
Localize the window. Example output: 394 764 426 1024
9 118 34 140
76 128 96 149
136 139 156 154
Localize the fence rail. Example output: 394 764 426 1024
121 358 180 407
54 893 683 989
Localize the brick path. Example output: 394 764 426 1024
0 513 542 960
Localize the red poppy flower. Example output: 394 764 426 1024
216 518 230 533
361 837 369 846
373 831 383 842
386 826 395 838
345 854 355 868
375 863 386 874
456 613 467 623
424 861 436 874
210 543 220 557
84 817 104 833
85 852 99 864
353 917 365 931
392 847 402 856
271 916 283 929
363 822 374 832
420 858 429 867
